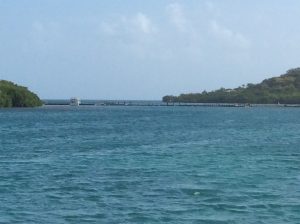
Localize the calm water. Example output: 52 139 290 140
0 106 299 223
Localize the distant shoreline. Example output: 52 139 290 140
42 100 300 108
163 68 300 105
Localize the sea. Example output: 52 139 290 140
0 105 299 223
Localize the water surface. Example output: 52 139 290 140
0 106 299 223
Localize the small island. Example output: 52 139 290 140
163 68 300 104
0 80 42 107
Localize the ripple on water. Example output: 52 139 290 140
0 106 300 223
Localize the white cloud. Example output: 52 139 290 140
205 1 215 11
210 20 250 48
98 4 250 62
133 12 156 34
98 13 159 60
100 21 117 35
100 12 156 37
166 3 187 32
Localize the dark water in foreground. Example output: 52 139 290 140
0 106 299 223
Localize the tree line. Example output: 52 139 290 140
163 68 300 104
0 80 42 107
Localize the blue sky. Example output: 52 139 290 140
1 0 300 99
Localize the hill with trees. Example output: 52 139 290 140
163 68 300 104
0 80 42 107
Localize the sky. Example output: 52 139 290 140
1 0 300 100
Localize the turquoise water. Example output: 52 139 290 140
0 106 299 223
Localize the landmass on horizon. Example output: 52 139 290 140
163 68 300 104
0 80 42 107
3 67 300 108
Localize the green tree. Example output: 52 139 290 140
0 80 42 108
